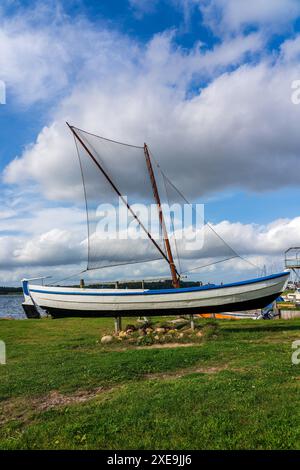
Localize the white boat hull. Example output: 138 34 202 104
21 272 289 318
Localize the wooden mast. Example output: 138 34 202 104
67 123 171 268
144 143 180 288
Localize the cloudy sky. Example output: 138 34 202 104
1 0 300 286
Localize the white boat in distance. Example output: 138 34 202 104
22 272 289 318
22 124 289 318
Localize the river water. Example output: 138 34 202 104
0 295 26 319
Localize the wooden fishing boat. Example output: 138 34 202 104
21 124 289 319
22 272 289 318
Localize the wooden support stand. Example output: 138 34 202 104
114 317 122 334
190 314 195 330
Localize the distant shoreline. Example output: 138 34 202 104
0 287 23 295
0 293 23 296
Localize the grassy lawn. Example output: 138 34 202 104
0 317 300 449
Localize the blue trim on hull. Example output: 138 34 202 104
29 271 289 297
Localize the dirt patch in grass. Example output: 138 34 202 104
244 337 297 344
143 364 230 380
0 363 232 424
107 342 200 352
136 342 196 350
0 385 121 425
37 388 108 410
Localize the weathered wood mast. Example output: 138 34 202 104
144 143 180 288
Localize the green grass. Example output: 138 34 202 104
0 317 300 449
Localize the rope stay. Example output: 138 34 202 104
148 149 261 275
74 134 90 272
68 123 171 270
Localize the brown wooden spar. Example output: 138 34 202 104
144 143 180 288
66 122 172 269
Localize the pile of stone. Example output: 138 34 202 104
100 319 206 346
